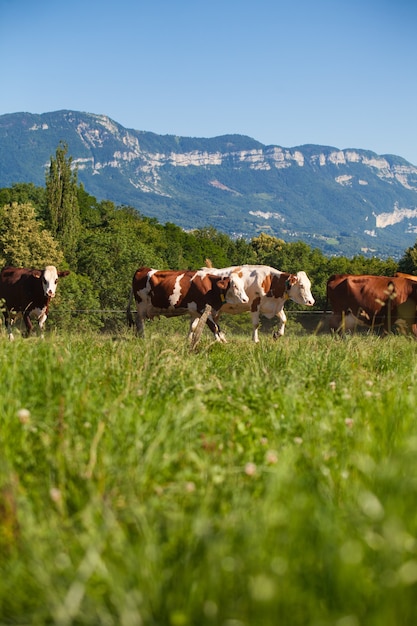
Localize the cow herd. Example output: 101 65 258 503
126 264 315 343
1 263 417 341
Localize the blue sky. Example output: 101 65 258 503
1 0 417 164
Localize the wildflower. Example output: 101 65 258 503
345 418 354 428
294 437 303 445
329 381 336 391
185 481 196 493
49 487 62 503
245 462 257 476
266 450 278 464
17 408 31 424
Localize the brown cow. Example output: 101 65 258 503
127 266 249 341
0 265 70 340
394 272 417 337
326 273 417 334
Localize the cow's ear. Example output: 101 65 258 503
288 274 298 286
32 270 42 279
58 270 70 277
217 278 229 290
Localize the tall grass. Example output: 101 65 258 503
1 326 417 625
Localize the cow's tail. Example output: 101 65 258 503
126 289 135 327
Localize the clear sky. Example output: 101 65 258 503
1 0 417 164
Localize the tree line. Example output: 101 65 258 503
0 142 416 332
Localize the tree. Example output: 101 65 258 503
45 142 81 268
0 202 63 267
0 183 46 212
77 208 165 322
398 242 417 275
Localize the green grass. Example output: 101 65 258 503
1 325 417 625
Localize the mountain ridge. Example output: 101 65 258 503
1 109 417 258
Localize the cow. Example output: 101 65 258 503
197 264 315 342
326 273 417 335
0 265 70 340
127 266 249 341
395 272 417 282
394 273 417 335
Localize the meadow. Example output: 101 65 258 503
1 320 417 626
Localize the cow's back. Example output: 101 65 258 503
210 265 275 314
148 270 192 310
0 267 39 310
327 273 416 328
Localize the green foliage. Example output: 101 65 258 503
398 241 417 275
0 201 63 267
1 333 417 625
0 182 46 212
49 272 103 332
45 141 81 268
77 205 165 325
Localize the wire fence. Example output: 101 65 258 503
2 308 332 337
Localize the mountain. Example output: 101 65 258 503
1 109 417 258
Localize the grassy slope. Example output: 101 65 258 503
1 327 417 625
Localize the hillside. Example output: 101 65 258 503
1 110 417 258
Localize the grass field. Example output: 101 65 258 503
1 321 417 625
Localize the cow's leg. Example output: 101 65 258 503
135 314 145 337
207 315 227 343
4 311 14 342
134 302 146 337
329 312 342 333
23 312 34 338
189 313 227 343
273 309 287 338
251 308 261 343
37 309 48 339
208 310 226 342
189 317 199 341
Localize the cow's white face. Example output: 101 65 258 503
225 269 250 305
289 271 315 306
41 265 60 298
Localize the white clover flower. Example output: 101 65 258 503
17 408 31 424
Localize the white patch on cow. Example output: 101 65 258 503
32 306 48 337
169 274 185 307
199 264 314 342
226 269 249 305
42 266 60 298
288 272 315 306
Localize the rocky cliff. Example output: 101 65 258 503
1 110 417 258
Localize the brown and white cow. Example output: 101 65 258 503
198 264 315 342
326 273 417 334
0 265 70 340
127 266 249 341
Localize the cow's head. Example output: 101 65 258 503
226 268 249 305
35 266 70 298
286 271 315 306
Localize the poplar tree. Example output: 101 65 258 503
46 142 80 268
